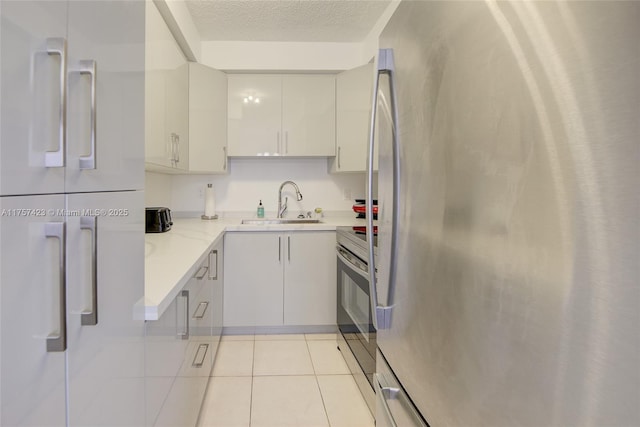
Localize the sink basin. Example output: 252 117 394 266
241 218 321 225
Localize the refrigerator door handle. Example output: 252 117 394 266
367 48 398 330
44 38 67 168
80 216 98 326
45 222 67 352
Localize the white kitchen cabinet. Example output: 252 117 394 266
64 0 145 192
145 1 188 172
227 74 283 157
0 1 67 196
224 231 336 329
284 231 337 325
188 63 228 173
282 75 336 156
1 1 146 426
66 191 145 426
1 0 144 195
227 74 336 157
0 195 67 426
223 232 284 327
330 63 379 173
0 192 145 427
146 242 222 427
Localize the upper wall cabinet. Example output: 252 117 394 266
228 74 336 157
330 62 378 173
145 0 188 172
188 63 228 174
144 2 228 175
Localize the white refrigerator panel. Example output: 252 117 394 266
0 1 67 196
65 190 145 426
0 194 67 426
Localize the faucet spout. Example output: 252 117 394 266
278 181 303 218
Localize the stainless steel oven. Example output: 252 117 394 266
336 227 377 413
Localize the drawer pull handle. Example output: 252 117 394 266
192 344 209 367
194 266 208 280
193 301 209 319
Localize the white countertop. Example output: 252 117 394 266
144 215 366 320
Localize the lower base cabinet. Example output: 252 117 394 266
224 231 336 329
146 241 223 426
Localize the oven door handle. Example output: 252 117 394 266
337 246 369 280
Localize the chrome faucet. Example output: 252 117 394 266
278 181 303 218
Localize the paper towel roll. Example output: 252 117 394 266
204 183 216 217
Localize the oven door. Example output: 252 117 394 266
336 245 377 387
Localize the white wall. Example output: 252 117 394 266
146 159 366 216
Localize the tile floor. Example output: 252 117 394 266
198 333 375 427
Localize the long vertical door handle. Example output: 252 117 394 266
337 146 341 169
45 222 66 352
276 131 281 154
278 237 281 262
80 216 98 325
222 147 227 170
179 290 190 340
285 131 288 154
175 134 180 163
45 38 67 168
367 49 398 330
78 60 97 169
287 236 291 261
209 250 218 280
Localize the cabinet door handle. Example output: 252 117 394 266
285 131 288 154
338 146 341 169
77 60 97 170
192 343 209 367
222 147 227 170
278 237 281 262
175 134 180 163
194 265 208 280
44 38 67 168
288 235 291 261
179 290 189 340
80 216 98 326
209 250 218 280
193 301 209 319
276 131 280 154
45 222 67 352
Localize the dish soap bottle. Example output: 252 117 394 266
257 200 265 218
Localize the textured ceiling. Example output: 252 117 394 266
185 0 391 42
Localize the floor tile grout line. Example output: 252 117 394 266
250 339 255 427
314 374 333 427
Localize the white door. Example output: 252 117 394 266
282 75 336 156
335 63 377 172
0 194 67 426
0 1 67 196
284 231 337 325
189 63 228 173
65 1 145 192
165 63 189 171
223 232 284 327
65 190 145 426
228 74 282 157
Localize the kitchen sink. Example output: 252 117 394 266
241 218 321 225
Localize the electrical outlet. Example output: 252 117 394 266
343 188 352 200
198 188 204 198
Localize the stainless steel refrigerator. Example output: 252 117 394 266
366 2 639 426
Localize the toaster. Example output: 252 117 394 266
145 207 173 233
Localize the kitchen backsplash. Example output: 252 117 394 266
146 158 371 215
